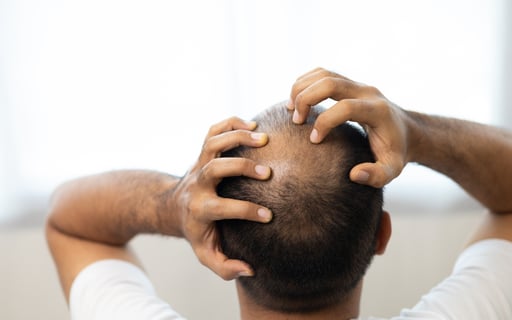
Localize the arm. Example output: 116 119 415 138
406 112 512 244
406 112 512 215
46 117 273 300
287 67 512 242
46 170 179 299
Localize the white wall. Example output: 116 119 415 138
0 0 505 223
498 0 512 128
0 1 509 319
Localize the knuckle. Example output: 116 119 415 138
242 158 256 173
315 112 335 130
187 198 203 216
204 198 221 214
199 161 215 180
202 136 223 157
364 85 382 96
231 158 253 177
294 92 304 106
227 116 240 125
219 271 231 281
372 179 387 189
319 77 338 92
290 83 302 99
206 127 215 138
202 137 214 152
195 248 208 266
195 249 230 280
317 67 330 76
207 122 222 136
233 130 248 144
207 117 242 137
373 98 392 116
340 99 356 116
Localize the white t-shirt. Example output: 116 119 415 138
70 239 512 320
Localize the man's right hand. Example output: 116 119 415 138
171 117 273 280
287 67 418 188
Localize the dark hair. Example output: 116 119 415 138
217 103 383 313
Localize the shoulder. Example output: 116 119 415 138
454 238 512 272
70 259 186 320
398 239 512 320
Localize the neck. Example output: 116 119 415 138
237 281 363 320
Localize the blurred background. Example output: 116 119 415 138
0 0 510 318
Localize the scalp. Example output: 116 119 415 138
217 102 383 313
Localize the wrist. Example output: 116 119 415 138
161 176 186 238
403 109 429 164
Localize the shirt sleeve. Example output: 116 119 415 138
69 259 187 320
392 239 512 320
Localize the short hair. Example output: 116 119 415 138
217 102 383 313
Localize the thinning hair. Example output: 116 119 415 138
217 103 383 313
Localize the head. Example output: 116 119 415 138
217 102 390 316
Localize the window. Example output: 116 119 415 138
0 0 507 224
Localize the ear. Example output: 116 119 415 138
375 211 392 255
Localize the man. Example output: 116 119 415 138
46 68 512 319
216 104 387 317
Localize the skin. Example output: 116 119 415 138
47 67 512 319
237 212 392 320
287 68 512 244
46 117 273 299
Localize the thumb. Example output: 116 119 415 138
349 162 399 188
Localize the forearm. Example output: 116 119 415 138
406 111 512 213
47 170 182 245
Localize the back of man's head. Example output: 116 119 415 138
217 103 383 314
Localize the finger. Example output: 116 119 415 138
288 68 336 109
295 67 327 82
206 117 257 139
199 196 272 223
293 77 364 124
195 246 254 280
288 69 330 110
288 68 348 110
294 68 348 90
349 161 402 188
310 99 386 143
200 158 272 184
200 130 269 163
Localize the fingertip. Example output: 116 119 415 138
251 132 268 145
310 128 321 144
231 260 254 278
237 269 255 278
350 164 374 185
257 207 273 222
292 109 299 123
245 121 258 130
351 169 370 184
350 164 389 188
217 259 253 281
286 99 294 110
255 165 271 179
239 261 255 277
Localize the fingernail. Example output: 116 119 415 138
354 171 370 183
251 132 266 142
292 110 300 123
255 165 270 177
255 165 271 178
258 207 272 221
286 100 294 110
310 129 320 143
245 121 257 130
238 270 254 277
